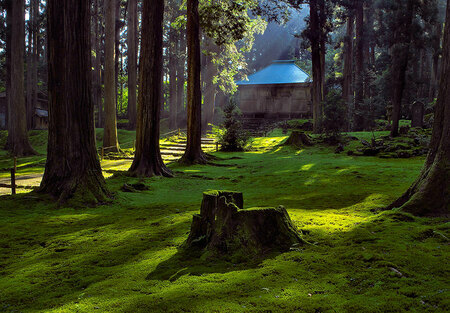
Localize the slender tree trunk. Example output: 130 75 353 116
176 32 186 124
115 0 121 113
40 0 110 204
388 0 450 215
203 38 218 130
319 0 326 97
310 0 323 134
180 0 207 164
127 0 137 129
353 0 365 131
26 11 34 130
390 0 414 137
6 0 36 156
103 0 120 152
169 25 177 130
4 0 11 133
342 13 354 131
31 0 38 122
128 0 172 177
95 0 103 128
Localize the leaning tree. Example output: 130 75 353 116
128 0 173 177
40 0 110 204
388 0 449 215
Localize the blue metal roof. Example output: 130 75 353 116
236 60 310 86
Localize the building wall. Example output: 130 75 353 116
238 83 312 118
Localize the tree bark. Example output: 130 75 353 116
31 0 39 124
353 0 365 131
91 0 101 128
127 0 137 129
40 0 110 204
390 0 414 137
5 0 11 132
6 0 36 156
342 13 354 131
103 0 120 152
26 7 33 130
180 0 207 164
388 0 450 216
176 32 186 123
128 0 172 178
310 0 323 134
169 24 178 130
203 37 218 130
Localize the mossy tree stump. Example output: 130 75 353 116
283 131 312 147
186 191 303 258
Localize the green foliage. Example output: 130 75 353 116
215 100 249 151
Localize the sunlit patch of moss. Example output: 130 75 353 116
0 128 448 312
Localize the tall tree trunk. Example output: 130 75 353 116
429 22 442 101
103 0 120 152
26 10 34 130
94 0 103 128
319 0 326 97
31 0 38 122
127 0 137 129
180 0 207 164
388 0 450 215
310 0 323 134
342 13 354 131
203 38 218 130
128 0 172 177
115 0 121 113
6 0 36 156
176 32 186 124
40 0 110 204
4 0 11 133
353 0 365 131
390 0 414 137
169 25 178 130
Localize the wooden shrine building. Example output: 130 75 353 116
236 60 312 120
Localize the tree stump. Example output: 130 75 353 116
186 191 303 258
283 131 313 147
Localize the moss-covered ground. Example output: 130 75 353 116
0 129 448 312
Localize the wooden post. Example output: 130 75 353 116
178 128 180 136
14 157 17 171
133 140 136 150
11 168 16 195
216 142 219 152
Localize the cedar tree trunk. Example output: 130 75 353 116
180 0 207 164
127 0 137 129
6 0 36 156
103 0 120 152
310 0 323 134
388 0 450 216
203 38 218 130
390 0 414 137
342 13 354 131
353 0 365 131
169 25 177 130
128 0 172 178
40 0 110 204
176 33 186 121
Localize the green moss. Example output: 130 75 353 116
0 129 448 312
